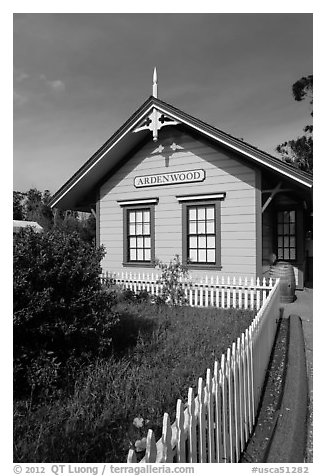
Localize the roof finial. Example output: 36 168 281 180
153 67 158 98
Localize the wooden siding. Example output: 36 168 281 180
99 128 258 280
262 208 274 277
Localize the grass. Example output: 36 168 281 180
14 301 255 463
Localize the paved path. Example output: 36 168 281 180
281 288 313 462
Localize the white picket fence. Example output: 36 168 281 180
126 278 280 463
101 271 275 310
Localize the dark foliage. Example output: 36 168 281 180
292 75 313 104
13 188 96 243
276 135 313 174
276 75 313 174
13 228 119 400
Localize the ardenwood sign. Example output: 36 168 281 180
134 169 205 188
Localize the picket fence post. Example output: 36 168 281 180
187 388 197 463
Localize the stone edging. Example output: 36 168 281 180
265 314 308 463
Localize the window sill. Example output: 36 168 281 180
184 264 222 271
122 262 156 268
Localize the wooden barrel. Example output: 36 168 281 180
269 261 296 303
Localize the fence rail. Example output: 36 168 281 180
125 277 280 463
101 271 275 310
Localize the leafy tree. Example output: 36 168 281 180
13 188 54 230
13 188 96 242
13 191 26 220
55 210 96 243
13 228 119 400
25 188 54 230
276 75 313 173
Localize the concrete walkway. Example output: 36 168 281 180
281 288 313 462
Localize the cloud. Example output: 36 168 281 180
48 79 65 92
13 68 29 83
13 89 28 106
39 74 65 92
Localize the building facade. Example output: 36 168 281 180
50 90 313 288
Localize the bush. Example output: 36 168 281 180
13 228 119 400
155 255 190 305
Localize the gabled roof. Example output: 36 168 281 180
50 96 313 211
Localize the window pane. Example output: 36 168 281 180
278 237 283 247
278 224 283 234
290 237 295 247
206 221 214 234
143 211 150 222
278 249 283 259
197 208 205 220
207 236 215 249
129 212 136 223
198 249 206 262
206 206 215 220
130 249 137 260
189 249 197 262
283 224 289 235
189 208 197 220
289 211 296 222
137 237 144 248
137 249 144 261
277 212 283 222
207 250 215 263
144 237 151 248
198 221 205 234
198 236 206 248
143 224 150 235
284 249 289 260
144 249 151 261
290 249 296 260
130 237 136 248
283 211 290 223
284 237 289 247
290 223 295 234
136 224 142 235
189 222 197 234
129 224 135 235
189 236 197 248
136 211 142 222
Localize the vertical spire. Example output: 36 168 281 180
152 67 158 98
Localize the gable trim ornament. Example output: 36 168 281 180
132 68 180 141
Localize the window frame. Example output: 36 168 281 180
122 203 156 267
181 199 222 270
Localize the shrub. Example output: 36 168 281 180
13 228 119 400
155 255 190 305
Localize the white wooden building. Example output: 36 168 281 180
50 71 313 288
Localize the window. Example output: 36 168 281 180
180 197 223 269
188 205 216 264
119 199 157 267
127 208 151 262
277 210 296 261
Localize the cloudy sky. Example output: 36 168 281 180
13 13 313 194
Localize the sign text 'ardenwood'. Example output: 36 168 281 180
134 169 205 188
